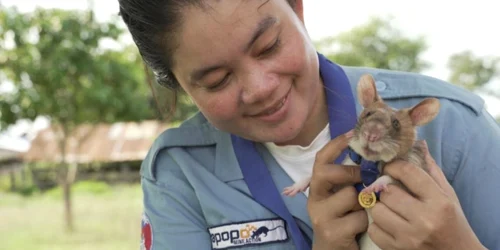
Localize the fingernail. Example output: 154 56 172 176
345 129 354 138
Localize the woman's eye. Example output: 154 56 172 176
207 73 230 91
260 37 281 56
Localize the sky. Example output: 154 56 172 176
1 0 499 149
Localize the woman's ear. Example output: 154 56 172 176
293 0 304 23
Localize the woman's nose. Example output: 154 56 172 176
241 70 280 104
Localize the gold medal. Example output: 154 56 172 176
358 191 377 208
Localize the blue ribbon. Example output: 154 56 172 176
231 135 311 249
348 148 380 197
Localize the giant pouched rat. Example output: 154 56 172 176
348 74 440 194
283 73 440 250
348 74 440 250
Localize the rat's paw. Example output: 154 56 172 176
362 183 388 194
282 179 310 197
362 175 393 194
282 186 301 197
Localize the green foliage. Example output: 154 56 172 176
45 180 111 199
0 166 40 195
447 50 500 92
0 7 155 130
315 16 430 73
16 184 40 197
447 51 500 121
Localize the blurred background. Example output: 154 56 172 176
0 0 499 249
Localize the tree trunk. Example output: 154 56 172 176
62 178 73 232
55 122 92 233
56 123 75 233
9 171 16 191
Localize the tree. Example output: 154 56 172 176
315 16 430 73
447 51 500 122
447 50 500 98
0 7 154 231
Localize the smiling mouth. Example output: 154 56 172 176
260 95 287 116
253 88 291 117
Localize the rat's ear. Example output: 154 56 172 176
409 98 440 126
357 74 381 108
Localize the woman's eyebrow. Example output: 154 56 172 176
244 16 277 53
190 64 224 83
189 16 277 83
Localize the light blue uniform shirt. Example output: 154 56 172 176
139 62 500 249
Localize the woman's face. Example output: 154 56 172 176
171 0 323 144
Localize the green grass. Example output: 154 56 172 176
0 181 143 250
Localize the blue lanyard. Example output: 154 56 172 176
348 150 381 196
231 135 311 249
231 53 358 249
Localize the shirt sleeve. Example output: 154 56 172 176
449 106 500 249
140 150 212 250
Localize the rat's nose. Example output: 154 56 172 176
363 123 384 142
363 131 380 142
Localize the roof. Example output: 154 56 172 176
0 148 21 162
22 120 171 164
0 134 30 152
0 148 23 174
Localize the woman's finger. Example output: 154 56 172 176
314 130 353 165
421 141 458 201
323 185 361 217
371 201 411 239
309 164 362 202
315 163 362 188
383 160 441 201
367 222 395 250
309 130 360 202
379 184 421 222
338 209 369 236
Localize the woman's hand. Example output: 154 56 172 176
308 131 368 250
368 141 487 250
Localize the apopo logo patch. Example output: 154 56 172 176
208 218 288 249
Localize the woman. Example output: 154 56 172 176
118 0 499 249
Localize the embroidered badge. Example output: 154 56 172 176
140 213 153 250
208 218 288 249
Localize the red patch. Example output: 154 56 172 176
141 213 153 250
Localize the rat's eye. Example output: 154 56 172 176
365 111 374 118
392 119 400 129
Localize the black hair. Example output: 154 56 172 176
118 0 197 90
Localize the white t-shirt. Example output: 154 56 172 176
264 123 330 197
